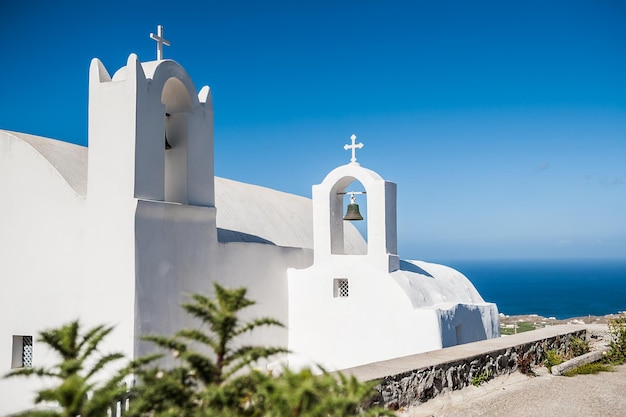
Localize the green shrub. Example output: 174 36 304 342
563 362 613 377
606 314 626 364
202 367 393 417
544 349 564 371
471 370 492 387
129 283 395 417
570 336 590 358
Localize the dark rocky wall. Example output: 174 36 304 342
370 329 587 410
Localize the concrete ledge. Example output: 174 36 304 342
342 325 592 410
345 325 586 381
551 349 609 376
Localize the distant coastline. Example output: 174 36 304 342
442 258 626 320
501 312 622 325
499 312 622 335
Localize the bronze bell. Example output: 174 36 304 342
343 193 364 221
344 203 363 221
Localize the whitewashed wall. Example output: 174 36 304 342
133 200 312 360
0 56 319 414
288 160 500 371
0 132 88 414
0 54 499 414
288 260 443 370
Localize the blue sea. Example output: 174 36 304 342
442 259 626 320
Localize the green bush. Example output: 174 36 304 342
570 336 590 358
128 283 394 417
471 370 492 387
606 314 626 364
563 362 613 377
544 349 564 371
201 367 392 417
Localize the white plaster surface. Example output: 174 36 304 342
1 130 88 195
0 56 362 414
215 177 366 251
0 130 87 412
391 260 485 307
288 258 499 371
0 53 498 414
288 161 499 371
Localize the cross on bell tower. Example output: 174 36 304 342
344 134 364 164
150 25 171 60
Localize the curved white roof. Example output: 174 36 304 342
214 177 366 251
1 130 88 196
392 259 487 307
0 130 367 251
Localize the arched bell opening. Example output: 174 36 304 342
162 77 193 204
330 178 368 256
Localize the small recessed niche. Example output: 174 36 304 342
333 278 349 298
11 335 33 369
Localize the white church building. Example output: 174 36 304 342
0 29 499 414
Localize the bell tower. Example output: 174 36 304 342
288 134 403 370
312 134 399 272
87 54 215 206
84 27 218 360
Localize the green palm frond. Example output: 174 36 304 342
34 387 61 404
222 346 288 379
77 324 114 361
176 328 216 349
182 351 219 385
38 325 72 361
181 302 214 323
128 353 162 371
125 367 199 417
214 285 254 312
181 293 215 321
233 317 285 337
136 283 287 394
82 382 128 417
59 358 82 377
4 366 57 379
84 352 125 380
141 335 188 353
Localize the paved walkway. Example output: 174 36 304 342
400 363 626 417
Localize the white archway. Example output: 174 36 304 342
312 163 399 272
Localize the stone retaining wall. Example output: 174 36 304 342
551 349 608 376
361 327 588 410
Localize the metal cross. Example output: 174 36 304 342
344 134 364 164
150 25 171 60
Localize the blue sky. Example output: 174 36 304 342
1 0 625 260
